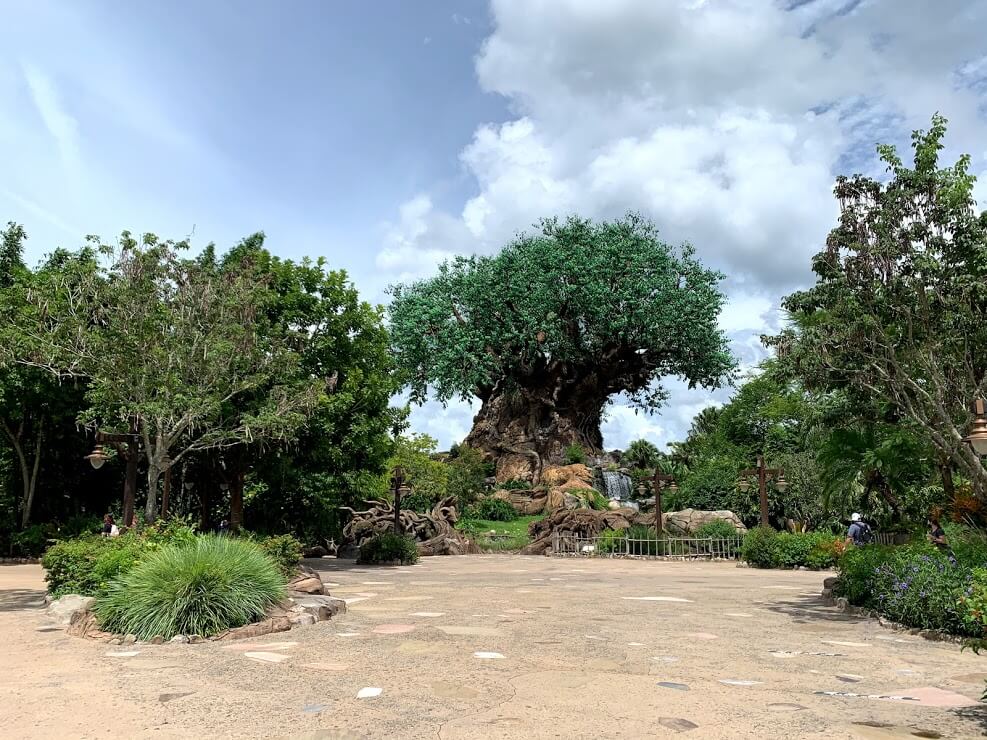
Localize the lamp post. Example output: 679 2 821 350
652 471 678 534
390 466 408 534
85 428 140 528
737 454 787 529
963 398 987 456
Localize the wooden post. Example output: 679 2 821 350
757 454 770 528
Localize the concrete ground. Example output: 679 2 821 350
1 556 985 739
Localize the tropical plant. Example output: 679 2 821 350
623 439 660 469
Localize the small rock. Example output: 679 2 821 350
169 634 189 644
150 635 164 645
823 576 838 589
122 634 137 645
909 628 922 636
821 588 833 599
798 566 808 571
834 597 848 611
188 634 204 644
289 613 316 627
108 637 123 645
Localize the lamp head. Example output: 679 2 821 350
85 444 109 470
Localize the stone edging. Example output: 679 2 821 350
1 557 40 564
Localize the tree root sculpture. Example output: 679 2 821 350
522 506 650 555
339 497 478 556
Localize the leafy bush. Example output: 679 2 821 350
42 533 147 597
837 543 977 636
93 535 285 639
740 528 839 569
12 524 47 557
142 517 197 549
597 528 625 554
258 534 303 577
625 524 658 556
401 490 437 514
694 520 738 540
499 478 532 491
588 490 610 511
565 444 586 465
53 515 102 540
357 532 419 565
945 523 987 567
959 568 987 639
446 446 490 511
741 526 778 568
472 497 517 522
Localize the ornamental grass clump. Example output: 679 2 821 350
93 535 286 640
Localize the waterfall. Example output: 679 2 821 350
601 470 632 501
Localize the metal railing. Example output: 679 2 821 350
551 530 745 561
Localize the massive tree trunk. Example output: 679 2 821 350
464 382 605 483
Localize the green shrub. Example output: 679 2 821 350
741 526 778 568
93 536 285 639
597 528 625 554
945 523 987 567
12 524 48 557
42 533 147 597
959 568 987 639
472 497 517 522
625 524 658 556
834 544 896 605
499 478 532 490
142 517 197 549
357 532 419 565
694 520 738 540
564 444 586 465
401 490 437 514
588 490 610 511
258 534 303 577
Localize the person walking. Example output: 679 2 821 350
927 515 951 554
846 513 872 547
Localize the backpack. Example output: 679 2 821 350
849 521 872 545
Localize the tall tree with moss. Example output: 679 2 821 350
766 115 987 494
389 214 734 481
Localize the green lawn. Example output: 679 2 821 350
458 515 544 551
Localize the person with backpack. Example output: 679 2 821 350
846 513 872 546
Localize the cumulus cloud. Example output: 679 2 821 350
383 0 987 449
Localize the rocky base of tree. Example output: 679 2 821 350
522 507 652 555
340 497 477 556
49 565 345 643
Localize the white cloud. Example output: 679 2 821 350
381 0 987 446
21 63 80 169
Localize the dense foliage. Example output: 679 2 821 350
468 497 517 522
357 532 419 565
836 525 987 636
740 527 841 570
93 536 285 639
256 534 303 577
766 115 987 495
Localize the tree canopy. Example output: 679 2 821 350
389 214 734 478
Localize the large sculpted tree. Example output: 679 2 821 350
389 215 734 481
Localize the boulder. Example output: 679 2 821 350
822 576 838 590
284 595 347 622
302 545 328 558
541 464 594 489
496 455 534 484
493 489 547 516
67 610 99 638
288 565 325 595
562 492 584 510
45 594 95 626
289 613 316 627
662 509 747 536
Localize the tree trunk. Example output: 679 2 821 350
229 470 245 532
940 458 956 502
2 419 43 528
145 465 160 522
464 385 604 483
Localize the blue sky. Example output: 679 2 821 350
4 0 987 452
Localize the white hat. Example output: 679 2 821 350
851 512 861 522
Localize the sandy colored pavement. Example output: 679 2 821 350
1 556 986 739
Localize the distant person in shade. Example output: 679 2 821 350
218 519 230 534
927 515 950 554
102 514 117 537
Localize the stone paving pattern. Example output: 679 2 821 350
1 557 986 738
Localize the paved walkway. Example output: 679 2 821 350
1 557 985 738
